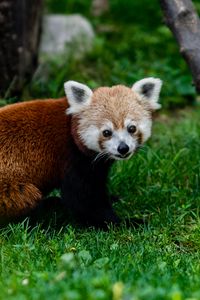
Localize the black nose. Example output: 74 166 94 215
117 142 129 156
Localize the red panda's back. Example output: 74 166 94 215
0 98 71 194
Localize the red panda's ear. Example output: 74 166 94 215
64 81 93 114
132 77 162 110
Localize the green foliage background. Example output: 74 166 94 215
29 0 200 108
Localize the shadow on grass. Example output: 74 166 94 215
1 195 148 233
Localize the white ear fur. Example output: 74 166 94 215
132 77 162 110
64 81 93 114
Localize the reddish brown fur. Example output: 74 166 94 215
0 98 71 222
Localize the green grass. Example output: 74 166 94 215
1 106 200 300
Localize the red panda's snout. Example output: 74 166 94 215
64 78 162 160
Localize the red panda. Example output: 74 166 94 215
0 78 162 227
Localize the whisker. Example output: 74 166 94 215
92 150 110 164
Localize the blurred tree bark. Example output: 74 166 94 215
0 0 43 98
160 0 200 93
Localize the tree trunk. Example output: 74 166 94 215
0 0 43 98
160 0 200 93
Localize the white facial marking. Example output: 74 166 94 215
79 125 100 152
138 117 152 142
101 121 114 132
124 118 137 128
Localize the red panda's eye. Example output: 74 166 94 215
102 129 112 138
127 125 137 134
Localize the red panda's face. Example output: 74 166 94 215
64 78 162 160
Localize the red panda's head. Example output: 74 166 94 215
64 78 162 160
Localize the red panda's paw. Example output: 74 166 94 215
0 182 42 223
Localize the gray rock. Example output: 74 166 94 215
40 14 95 58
